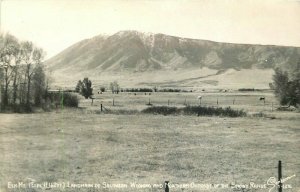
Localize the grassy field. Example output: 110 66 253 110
81 90 279 114
0 91 299 192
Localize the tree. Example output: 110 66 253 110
12 40 25 105
75 80 82 93
22 41 45 107
76 78 93 99
0 33 49 112
0 34 19 107
273 68 300 107
32 64 47 106
110 81 120 94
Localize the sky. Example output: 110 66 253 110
1 0 300 59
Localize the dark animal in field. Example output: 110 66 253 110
259 97 265 101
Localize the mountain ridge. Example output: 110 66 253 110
45 30 300 89
46 30 300 74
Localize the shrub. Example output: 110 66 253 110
142 106 246 117
183 106 246 117
61 93 79 107
46 92 79 108
142 106 180 115
8 103 33 113
238 88 255 91
100 87 106 92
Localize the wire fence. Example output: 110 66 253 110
79 92 281 113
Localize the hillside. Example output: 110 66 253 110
45 30 300 89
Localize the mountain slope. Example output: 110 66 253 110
45 30 300 89
46 30 300 73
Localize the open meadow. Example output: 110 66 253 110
81 90 278 114
0 91 299 192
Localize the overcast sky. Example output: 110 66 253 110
2 0 300 59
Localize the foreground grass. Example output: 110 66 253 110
0 109 299 192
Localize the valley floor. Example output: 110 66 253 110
0 109 299 192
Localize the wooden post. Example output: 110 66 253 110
217 98 219 105
113 98 114 106
148 98 151 105
184 97 187 105
100 104 103 112
60 90 64 109
272 102 273 112
233 98 235 105
168 99 170 106
165 181 169 192
91 98 94 106
278 161 282 192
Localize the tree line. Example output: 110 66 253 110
0 34 48 112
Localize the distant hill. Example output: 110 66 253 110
45 30 300 89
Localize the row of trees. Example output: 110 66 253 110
0 34 47 111
75 79 122 97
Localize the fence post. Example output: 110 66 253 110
60 90 64 110
278 161 282 192
100 104 103 112
168 99 170 106
113 98 115 106
148 98 151 105
217 98 219 105
184 98 186 105
233 98 235 105
272 102 273 112
165 181 169 192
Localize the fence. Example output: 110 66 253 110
80 92 280 113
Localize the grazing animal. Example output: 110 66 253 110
197 96 202 100
259 97 265 101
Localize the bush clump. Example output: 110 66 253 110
183 106 246 117
142 106 246 117
62 93 79 107
47 92 79 108
142 106 180 115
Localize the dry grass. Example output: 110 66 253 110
0 108 299 192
